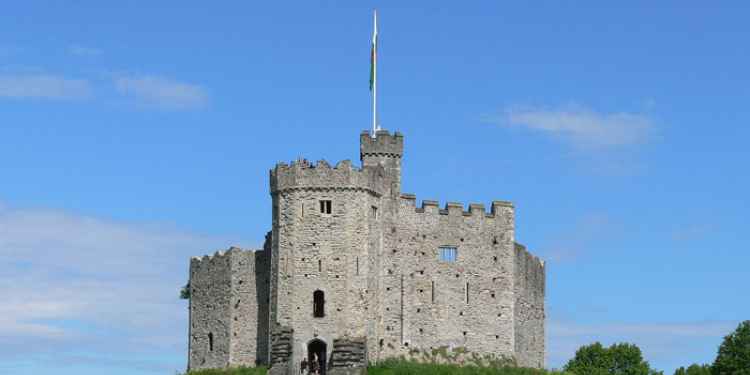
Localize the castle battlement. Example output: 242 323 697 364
400 193 514 219
360 129 404 158
190 246 257 264
270 158 388 195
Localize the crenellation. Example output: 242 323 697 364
188 130 545 374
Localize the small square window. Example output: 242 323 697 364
320 200 332 214
439 246 457 262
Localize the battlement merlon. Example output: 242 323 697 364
360 130 404 160
269 159 388 196
400 193 515 220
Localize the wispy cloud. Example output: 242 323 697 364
538 213 617 262
68 44 102 57
0 202 249 373
0 74 92 100
115 75 208 110
485 105 655 149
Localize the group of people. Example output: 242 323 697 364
300 354 323 375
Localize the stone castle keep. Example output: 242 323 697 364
188 130 546 373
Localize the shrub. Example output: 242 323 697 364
563 342 662 375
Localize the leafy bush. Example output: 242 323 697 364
563 342 662 375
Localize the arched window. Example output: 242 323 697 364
313 290 325 317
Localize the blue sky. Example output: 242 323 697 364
1 2 748 374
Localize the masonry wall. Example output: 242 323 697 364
513 243 545 368
270 158 388 367
371 196 517 361
189 250 233 370
189 247 271 370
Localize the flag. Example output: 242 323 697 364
370 10 377 92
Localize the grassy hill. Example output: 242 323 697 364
185 360 569 375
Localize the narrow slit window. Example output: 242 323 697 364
431 281 435 303
356 257 359 275
438 246 457 262
318 259 322 272
465 282 469 304
320 200 332 214
371 206 378 219
313 290 325 317
208 332 214 351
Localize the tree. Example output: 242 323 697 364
564 342 663 375
712 320 750 375
179 282 190 299
674 364 711 375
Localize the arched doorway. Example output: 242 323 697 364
307 339 327 375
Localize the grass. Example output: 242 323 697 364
368 359 570 375
183 360 568 375
185 367 267 375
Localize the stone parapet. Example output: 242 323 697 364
270 159 387 196
360 130 404 158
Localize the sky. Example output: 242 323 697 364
1 2 748 374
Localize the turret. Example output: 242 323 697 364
360 130 403 197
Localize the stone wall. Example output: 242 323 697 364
271 188 380 370
513 243 545 368
189 249 233 370
371 195 517 362
189 247 271 370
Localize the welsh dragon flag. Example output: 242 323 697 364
370 10 377 92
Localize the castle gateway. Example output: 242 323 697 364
188 130 545 373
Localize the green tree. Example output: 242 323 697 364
712 320 750 375
674 364 711 375
180 282 190 299
564 342 662 375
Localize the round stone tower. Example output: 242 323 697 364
268 146 391 370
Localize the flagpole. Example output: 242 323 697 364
372 9 378 137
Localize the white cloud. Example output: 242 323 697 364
0 202 251 372
68 45 102 57
0 74 92 99
115 75 208 110
487 105 655 149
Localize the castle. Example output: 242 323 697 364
187 130 546 374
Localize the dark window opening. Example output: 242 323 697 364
466 282 470 304
208 332 213 351
318 259 322 272
356 257 359 275
320 200 332 214
313 290 325 317
371 206 378 219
